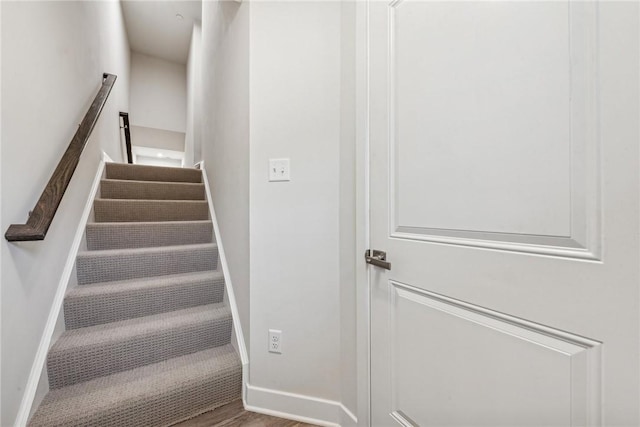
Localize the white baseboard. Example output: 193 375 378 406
199 161 249 366
245 384 356 427
339 403 358 427
198 161 249 405
13 153 108 427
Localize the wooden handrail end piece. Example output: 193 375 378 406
5 224 45 241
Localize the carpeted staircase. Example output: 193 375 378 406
28 163 242 427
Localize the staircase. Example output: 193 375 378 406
29 163 242 427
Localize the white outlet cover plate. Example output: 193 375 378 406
269 158 290 182
268 329 282 354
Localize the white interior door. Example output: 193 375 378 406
368 1 639 426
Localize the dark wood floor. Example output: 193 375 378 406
173 400 318 427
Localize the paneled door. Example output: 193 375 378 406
368 1 639 426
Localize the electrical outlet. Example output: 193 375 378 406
268 329 282 354
268 158 290 182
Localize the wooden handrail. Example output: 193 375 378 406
5 73 117 241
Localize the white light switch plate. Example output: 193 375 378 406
269 158 290 182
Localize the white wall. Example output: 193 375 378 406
200 2 356 423
185 22 202 166
136 155 182 168
130 125 186 152
129 52 187 134
0 1 130 425
248 0 342 408
201 0 250 351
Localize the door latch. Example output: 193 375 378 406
365 249 391 270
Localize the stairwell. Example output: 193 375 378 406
28 163 242 427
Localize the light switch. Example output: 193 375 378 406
269 158 290 182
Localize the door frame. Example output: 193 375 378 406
354 1 371 426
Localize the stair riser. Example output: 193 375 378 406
76 246 218 285
86 221 213 250
144 371 242 427
33 370 241 427
145 370 242 427
64 278 225 329
105 163 202 183
94 200 209 222
28 346 241 427
47 317 232 389
101 180 205 200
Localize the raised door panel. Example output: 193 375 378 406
390 1 599 259
388 282 601 427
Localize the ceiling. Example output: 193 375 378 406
121 0 202 64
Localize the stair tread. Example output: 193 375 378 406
85 220 214 250
93 199 210 223
52 304 229 352
86 219 212 227
66 271 224 298
77 242 217 258
75 243 218 285
30 345 240 427
64 271 225 329
102 178 205 187
94 198 209 203
105 163 203 183
100 179 205 201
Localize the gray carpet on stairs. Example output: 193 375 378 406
101 179 205 200
48 304 232 389
29 345 241 427
86 220 214 250
94 199 210 222
105 163 203 183
28 163 241 427
76 243 218 285
64 271 225 329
